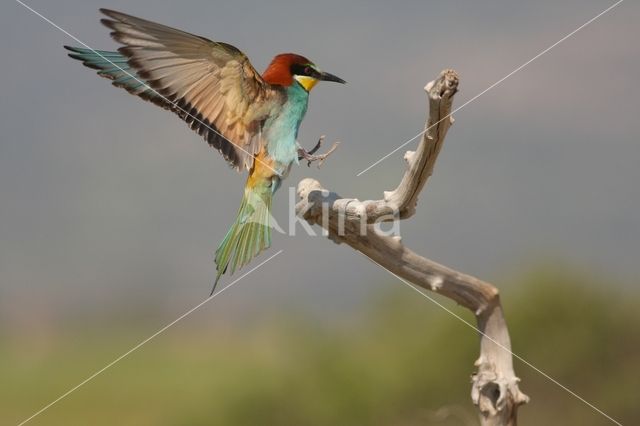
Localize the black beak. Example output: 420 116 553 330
320 71 346 84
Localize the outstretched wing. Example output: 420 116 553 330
65 47 168 105
97 9 281 171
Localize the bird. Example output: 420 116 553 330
64 9 345 293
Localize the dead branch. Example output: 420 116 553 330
295 69 529 425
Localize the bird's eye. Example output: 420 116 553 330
304 66 313 75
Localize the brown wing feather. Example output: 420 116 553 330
100 8 282 171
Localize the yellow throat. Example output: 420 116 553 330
294 75 318 91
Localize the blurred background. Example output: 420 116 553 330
1 0 639 424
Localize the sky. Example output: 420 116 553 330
1 0 639 328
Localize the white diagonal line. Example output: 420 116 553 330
16 250 284 426
356 0 624 177
15 0 279 176
358 252 623 426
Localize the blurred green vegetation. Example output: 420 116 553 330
1 266 638 425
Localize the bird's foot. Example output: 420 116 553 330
297 135 340 168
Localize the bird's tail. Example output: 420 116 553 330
213 175 273 293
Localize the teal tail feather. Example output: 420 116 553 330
213 181 273 294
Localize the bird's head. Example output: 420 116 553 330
262 53 346 91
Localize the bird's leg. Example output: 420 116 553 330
297 135 325 161
307 135 325 156
297 135 340 168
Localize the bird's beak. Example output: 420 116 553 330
319 71 346 84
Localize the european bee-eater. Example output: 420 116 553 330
65 9 345 292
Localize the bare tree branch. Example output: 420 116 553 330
295 69 529 425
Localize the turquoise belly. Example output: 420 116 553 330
264 83 309 176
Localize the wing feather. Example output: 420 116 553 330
99 9 282 171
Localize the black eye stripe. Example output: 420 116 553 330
291 63 318 77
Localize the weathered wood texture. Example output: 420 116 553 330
296 69 529 425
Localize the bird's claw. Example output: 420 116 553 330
298 135 340 168
307 135 325 156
